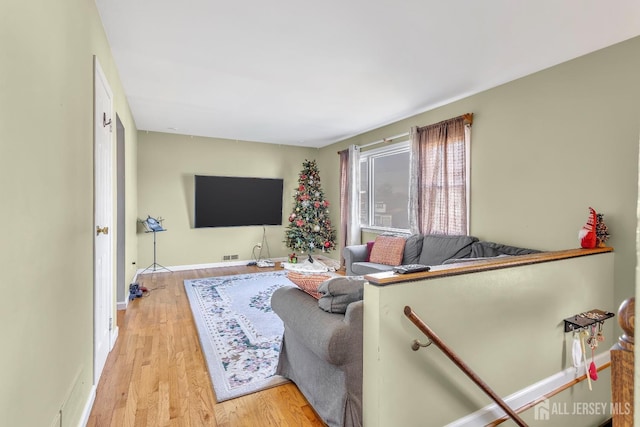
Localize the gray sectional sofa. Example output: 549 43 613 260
271 235 539 427
344 234 540 276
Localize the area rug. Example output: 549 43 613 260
184 270 292 402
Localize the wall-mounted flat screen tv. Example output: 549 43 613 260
195 175 284 228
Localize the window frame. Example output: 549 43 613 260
359 140 411 234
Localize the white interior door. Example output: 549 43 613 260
93 57 114 385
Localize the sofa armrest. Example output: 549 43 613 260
344 244 368 276
272 286 363 366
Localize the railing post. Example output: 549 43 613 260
610 297 634 426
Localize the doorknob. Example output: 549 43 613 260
96 226 109 235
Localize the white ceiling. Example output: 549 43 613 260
95 0 640 148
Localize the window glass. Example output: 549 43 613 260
359 143 410 231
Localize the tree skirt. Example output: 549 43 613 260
281 255 340 273
183 271 291 402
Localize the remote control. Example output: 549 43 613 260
393 264 431 274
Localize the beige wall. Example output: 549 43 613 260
636 131 640 426
0 0 138 426
318 36 640 311
136 132 319 267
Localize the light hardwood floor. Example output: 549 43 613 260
87 264 325 427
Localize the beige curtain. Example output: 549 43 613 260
409 115 471 235
347 145 361 245
338 148 349 267
338 145 361 267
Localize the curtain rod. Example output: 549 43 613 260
336 113 472 155
359 131 410 149
337 131 410 154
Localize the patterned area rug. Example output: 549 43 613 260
184 270 292 402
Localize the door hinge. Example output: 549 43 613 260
109 317 113 331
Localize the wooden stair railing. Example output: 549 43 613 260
404 306 528 427
611 297 634 427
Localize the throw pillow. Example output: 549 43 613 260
365 241 375 262
368 235 405 266
401 234 423 265
286 271 333 299
318 276 365 314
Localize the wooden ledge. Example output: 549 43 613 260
364 247 613 286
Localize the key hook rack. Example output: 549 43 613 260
563 309 615 333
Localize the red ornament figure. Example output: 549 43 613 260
579 207 597 249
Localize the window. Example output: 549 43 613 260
350 115 472 237
359 141 410 231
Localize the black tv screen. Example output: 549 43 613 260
195 175 284 228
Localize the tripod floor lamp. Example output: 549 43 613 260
140 216 172 274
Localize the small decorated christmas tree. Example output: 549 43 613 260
595 213 610 247
284 159 337 261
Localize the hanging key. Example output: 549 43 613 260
596 322 605 342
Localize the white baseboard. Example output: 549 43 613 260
117 270 142 309
445 351 611 426
130 270 139 286
136 257 288 275
80 329 117 426
78 385 96 427
110 326 119 351
123 259 280 305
